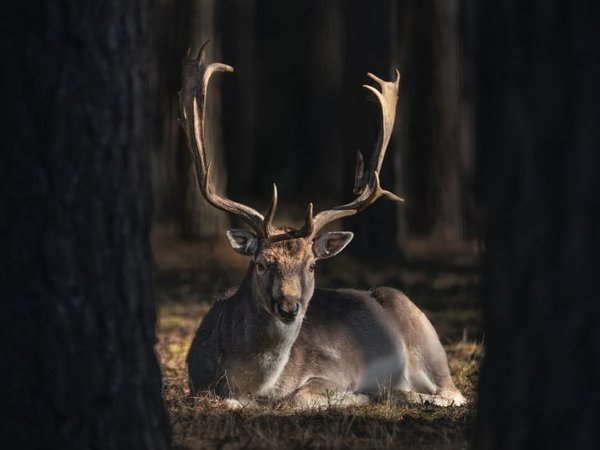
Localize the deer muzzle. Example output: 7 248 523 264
273 296 301 323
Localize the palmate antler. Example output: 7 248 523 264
301 70 404 238
179 42 278 239
179 42 403 242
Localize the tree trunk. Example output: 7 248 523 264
180 0 229 238
397 0 436 239
151 0 194 221
1 2 170 448
299 0 344 206
219 0 258 202
474 1 600 448
398 0 470 250
429 0 466 243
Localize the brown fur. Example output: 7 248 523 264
259 238 312 266
187 236 466 408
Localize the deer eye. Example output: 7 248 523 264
308 263 316 273
255 262 266 273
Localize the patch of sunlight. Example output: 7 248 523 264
159 315 188 329
169 342 187 355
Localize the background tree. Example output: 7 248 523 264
180 0 230 238
152 0 192 221
473 1 600 448
396 0 473 253
219 0 259 201
1 2 170 448
429 0 468 244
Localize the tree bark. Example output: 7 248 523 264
1 2 170 448
474 1 600 448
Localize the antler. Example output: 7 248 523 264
180 46 402 242
298 69 404 238
179 42 278 238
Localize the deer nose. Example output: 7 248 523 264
275 297 300 322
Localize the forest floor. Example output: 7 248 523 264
152 226 483 449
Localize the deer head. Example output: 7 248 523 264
179 43 403 324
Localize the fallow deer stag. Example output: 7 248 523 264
180 44 466 408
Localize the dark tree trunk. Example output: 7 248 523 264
1 2 170 448
298 0 344 207
220 0 258 202
180 0 229 238
474 1 600 448
398 0 471 249
429 0 467 243
151 0 193 221
253 2 308 204
397 0 436 239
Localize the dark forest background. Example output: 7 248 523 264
150 0 480 263
3 0 599 448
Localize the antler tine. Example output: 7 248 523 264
352 150 365 195
292 203 315 238
300 69 404 238
362 69 401 189
180 42 268 237
262 184 278 237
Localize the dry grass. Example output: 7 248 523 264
156 300 482 450
153 228 482 449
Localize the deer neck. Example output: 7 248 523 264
221 268 303 395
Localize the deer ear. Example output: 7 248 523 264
226 229 259 256
313 232 354 260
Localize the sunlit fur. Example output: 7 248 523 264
187 233 466 408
